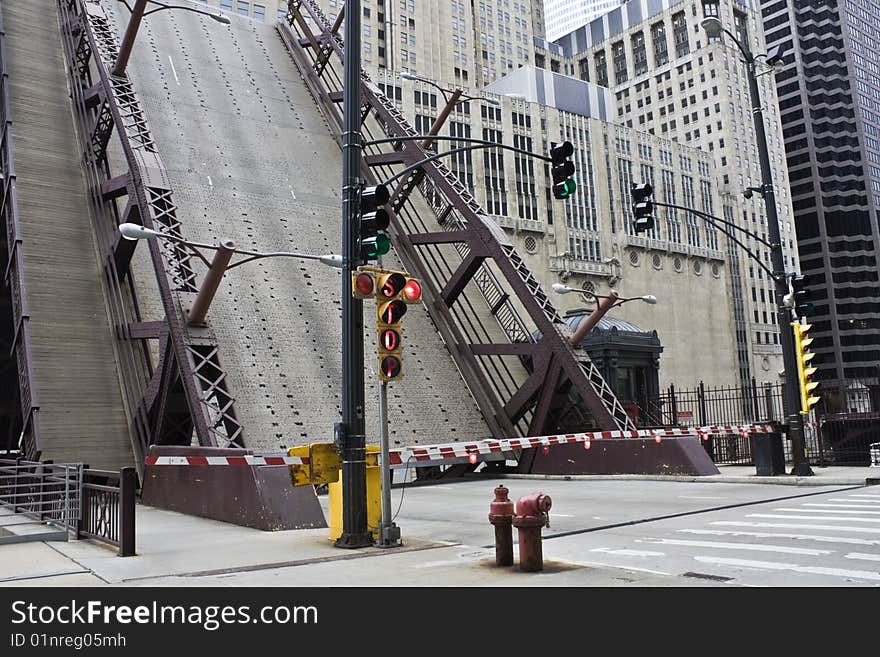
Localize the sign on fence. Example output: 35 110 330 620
677 410 694 422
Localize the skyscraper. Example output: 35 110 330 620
543 0 625 41
761 0 880 386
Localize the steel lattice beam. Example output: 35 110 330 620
278 0 634 435
57 0 244 476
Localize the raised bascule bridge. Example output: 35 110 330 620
1 0 741 528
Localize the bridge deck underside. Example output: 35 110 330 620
4 0 130 468
114 5 491 451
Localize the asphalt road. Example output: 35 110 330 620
366 476 880 586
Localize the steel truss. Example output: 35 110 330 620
57 0 243 476
279 0 634 436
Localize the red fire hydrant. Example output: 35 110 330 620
488 485 514 566
512 492 552 572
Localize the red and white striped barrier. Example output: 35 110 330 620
144 454 309 466
388 423 777 467
143 423 775 469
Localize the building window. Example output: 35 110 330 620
236 0 249 16
612 41 627 84
578 57 589 82
594 50 608 87
253 3 265 21
651 21 668 67
631 31 647 77
733 9 749 49
672 11 689 59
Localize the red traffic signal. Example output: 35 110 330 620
378 299 407 324
379 355 402 380
352 271 376 299
403 278 422 303
379 327 401 351
376 272 407 299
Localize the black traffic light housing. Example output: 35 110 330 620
356 184 391 264
631 182 654 233
790 274 814 317
549 141 577 199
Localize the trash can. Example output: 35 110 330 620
752 432 785 475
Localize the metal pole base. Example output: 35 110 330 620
334 532 374 549
377 523 402 548
790 463 815 476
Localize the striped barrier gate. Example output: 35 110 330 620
144 424 777 470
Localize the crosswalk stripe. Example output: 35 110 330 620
844 553 880 563
804 503 880 509
693 556 880 582
827 498 880 504
679 528 880 546
749 513 880 523
773 507 880 515
712 520 880 534
641 538 830 555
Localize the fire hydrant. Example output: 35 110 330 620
488 485 514 566
512 492 552 572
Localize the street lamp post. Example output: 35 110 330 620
119 223 342 325
113 0 230 78
399 72 499 151
551 284 657 347
700 17 812 475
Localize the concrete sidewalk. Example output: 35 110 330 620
0 465 876 588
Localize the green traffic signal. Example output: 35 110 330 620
550 141 576 200
553 179 577 199
361 233 391 259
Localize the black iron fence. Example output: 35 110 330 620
624 377 880 467
77 467 137 557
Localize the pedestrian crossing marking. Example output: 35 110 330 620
693 556 880 582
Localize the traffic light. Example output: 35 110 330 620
631 182 654 233
356 184 391 264
373 269 422 382
790 274 814 317
792 321 820 414
549 141 577 199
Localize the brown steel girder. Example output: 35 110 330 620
58 0 244 476
278 1 634 436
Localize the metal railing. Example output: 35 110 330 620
624 377 880 466
77 466 137 557
0 458 136 555
0 459 81 540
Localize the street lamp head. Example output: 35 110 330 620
483 97 501 106
400 71 421 82
119 222 160 240
700 17 723 37
764 43 787 67
551 283 574 294
640 295 658 305
212 13 232 24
